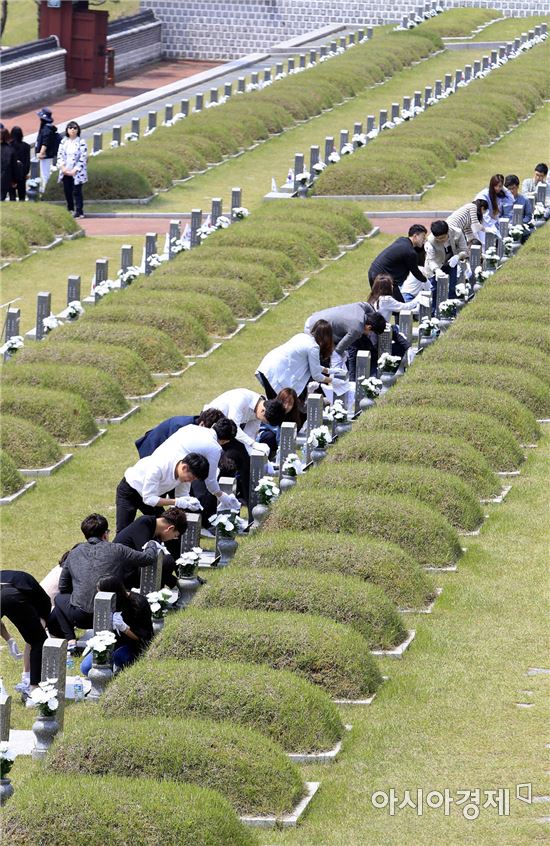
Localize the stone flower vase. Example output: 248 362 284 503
380 371 398 388
176 576 202 609
279 473 297 493
310 447 328 465
438 318 454 332
251 503 269 531
88 651 113 701
217 535 238 565
335 419 352 436
0 778 14 806
419 332 436 348
359 396 375 412
32 713 60 760
152 615 165 636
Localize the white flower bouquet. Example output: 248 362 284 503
482 246 499 266
232 207 249 219
533 201 546 219
64 300 84 320
455 281 472 300
352 132 367 146
176 547 202 578
0 742 15 778
42 314 60 334
209 511 248 538
340 143 354 156
29 678 59 716
124 132 138 142
170 237 190 254
312 160 327 173
215 215 232 229
474 266 492 285
117 265 141 285
197 222 216 241
281 453 303 477
501 237 515 256
255 476 280 505
378 352 401 373
328 150 340 164
147 587 174 619
438 299 458 319
324 398 348 422
295 170 311 182
83 630 117 664
0 335 24 356
419 316 440 337
307 425 332 449
146 252 163 268
360 376 383 399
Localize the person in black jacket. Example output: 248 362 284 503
8 126 30 202
35 107 57 192
0 570 51 689
47 513 158 645
368 224 428 301
113 507 187 589
79 575 153 676
0 127 16 201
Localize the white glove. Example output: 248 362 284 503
464 264 473 280
7 638 23 659
253 442 270 456
112 612 129 634
217 492 241 512
175 496 203 511
418 294 431 307
447 255 459 268
265 461 276 475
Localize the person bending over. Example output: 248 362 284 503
368 225 428 300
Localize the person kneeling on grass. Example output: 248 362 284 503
113 506 188 589
79 575 153 677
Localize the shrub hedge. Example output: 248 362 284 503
45 30 440 199
380 383 540 444
53 321 185 373
360 406 523 471
0 384 98 444
3 775 258 846
327 429 500 497
148 607 383 698
307 460 483 530
267 490 462 567
234 530 435 607
116 286 237 336
2 362 129 418
401 361 550 419
194 565 406 648
0 204 79 257
0 415 62 468
102 656 344 752
0 450 25 497
17 340 155 396
146 275 262 318
313 42 550 196
423 339 550 388
81 306 210 355
50 714 303 816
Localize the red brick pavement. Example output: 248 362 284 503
1 60 221 135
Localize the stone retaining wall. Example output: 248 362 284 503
107 19 163 79
0 48 67 113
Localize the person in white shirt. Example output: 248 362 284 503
256 320 334 400
424 220 468 299
521 162 548 196
204 388 285 456
115 419 239 532
369 274 429 320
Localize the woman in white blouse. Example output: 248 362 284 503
256 320 334 399
57 121 88 219
368 274 430 320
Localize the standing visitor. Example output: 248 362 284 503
57 121 88 218
8 127 30 202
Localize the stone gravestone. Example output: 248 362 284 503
424 85 432 106
498 46 506 60
391 103 399 121
309 145 320 172
366 26 373 39
414 91 422 108
209 87 218 104
180 99 189 117
40 637 67 729
353 121 362 136
237 77 245 92
320 45 328 58
366 115 375 134
416 302 431 347
464 65 472 82
190 210 202 248
435 272 449 316
165 103 173 123
354 350 371 414
435 79 442 97
131 117 140 137
357 29 364 41
482 56 490 72
512 204 523 226
95 258 108 289
490 50 498 66
0 693 11 742
535 183 547 205
92 132 102 154
67 275 80 304
305 393 324 462
251 71 259 86
168 220 181 260
211 199 222 224
473 60 481 77
4 308 20 360
144 233 157 275
195 93 203 111
88 592 115 702
339 129 348 151
275 61 284 75
31 292 51 341
398 310 413 345
377 323 392 357
219 476 236 496
248 451 267 513
520 32 527 45
120 244 133 280
324 137 334 163
444 73 452 91
224 81 232 97
299 54 306 69
469 243 482 276
401 14 408 28
309 50 317 65
287 58 295 73
231 188 242 220
485 231 497 251
180 512 201 553
293 153 305 191
497 218 508 257
278 421 297 481
379 109 388 128
454 69 462 88
339 36 346 50
140 550 164 596
403 95 411 113
330 41 337 53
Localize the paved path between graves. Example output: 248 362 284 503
78 213 442 238
0 60 221 136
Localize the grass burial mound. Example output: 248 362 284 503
235 531 434 608
3 775 258 846
194 566 407 648
0 450 25 497
148 607 382 699
49 715 304 816
0 384 98 444
0 415 63 470
102 657 344 752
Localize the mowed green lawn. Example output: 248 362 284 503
1 0 139 47
470 15 550 40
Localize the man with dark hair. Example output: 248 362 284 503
423 219 468 300
48 514 158 644
304 301 378 356
522 162 548 196
368 225 428 300
347 311 393 381
503 174 533 225
134 408 224 459
113 507 188 589
204 388 284 456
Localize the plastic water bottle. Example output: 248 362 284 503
73 677 84 703
66 654 75 672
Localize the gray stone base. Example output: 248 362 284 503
19 454 73 477
152 362 196 378
64 428 107 449
185 342 222 360
127 382 170 403
480 485 512 504
0 481 36 506
371 629 415 660
287 724 351 764
399 587 443 614
240 781 320 829
96 405 140 426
